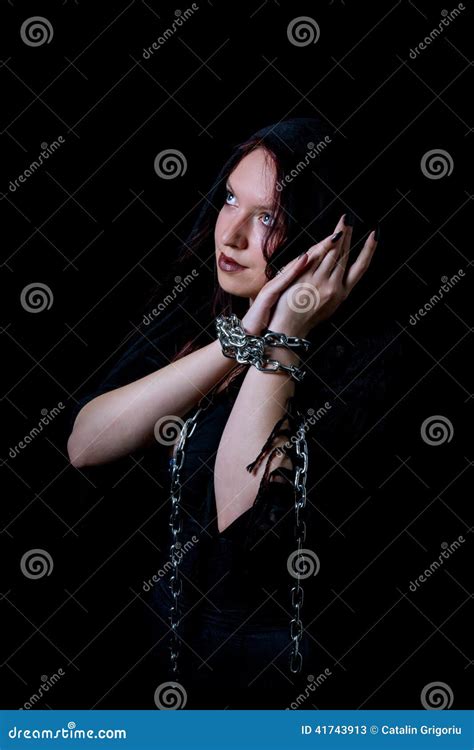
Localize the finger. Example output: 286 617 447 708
277 212 346 276
275 251 309 278
301 232 339 275
317 226 346 276
345 229 379 291
332 212 355 278
268 254 310 300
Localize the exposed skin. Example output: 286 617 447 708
67 146 378 528
213 146 379 531
215 147 378 339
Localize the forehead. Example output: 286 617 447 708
228 148 276 206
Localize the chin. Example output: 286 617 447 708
219 282 247 297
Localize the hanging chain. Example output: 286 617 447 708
167 377 230 677
166 321 311 678
167 400 210 678
289 412 309 674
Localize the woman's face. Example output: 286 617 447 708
214 147 280 305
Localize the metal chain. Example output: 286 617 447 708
166 352 310 679
289 412 309 674
216 314 310 382
167 378 230 676
167 398 212 678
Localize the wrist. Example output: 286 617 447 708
267 320 310 340
264 344 302 368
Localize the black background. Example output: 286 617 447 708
2 0 472 710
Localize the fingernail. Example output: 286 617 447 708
298 251 308 259
373 225 380 241
331 230 343 242
343 211 355 227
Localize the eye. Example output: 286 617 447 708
225 189 237 205
261 212 274 227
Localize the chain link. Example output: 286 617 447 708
215 314 310 382
289 418 309 674
167 404 207 677
166 325 310 678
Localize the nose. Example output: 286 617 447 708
221 215 249 250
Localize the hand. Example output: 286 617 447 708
241 248 312 336
268 214 379 338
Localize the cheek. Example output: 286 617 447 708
214 210 224 242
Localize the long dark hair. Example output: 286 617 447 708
133 118 403 453
137 116 347 363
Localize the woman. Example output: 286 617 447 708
67 117 382 709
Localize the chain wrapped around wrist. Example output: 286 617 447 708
215 313 311 383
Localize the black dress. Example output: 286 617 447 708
145 367 317 709
67 297 403 709
67 304 318 709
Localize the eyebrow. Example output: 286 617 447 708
226 180 273 211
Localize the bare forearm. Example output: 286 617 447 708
68 338 238 467
214 346 301 532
